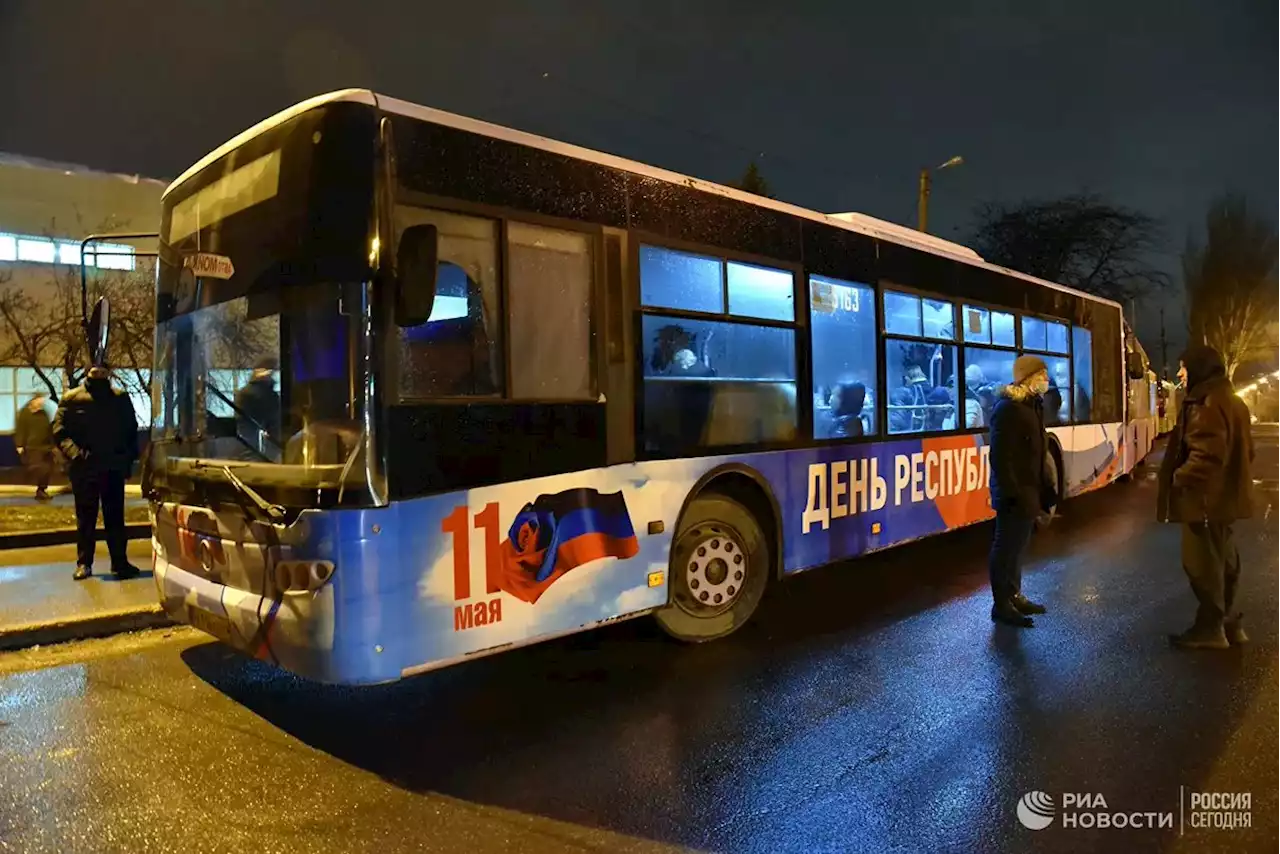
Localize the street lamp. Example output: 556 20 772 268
917 156 964 234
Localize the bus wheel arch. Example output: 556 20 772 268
655 466 779 643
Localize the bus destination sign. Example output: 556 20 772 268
182 252 235 280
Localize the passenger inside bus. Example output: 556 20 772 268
1052 361 1072 423
1040 356 1071 425
926 385 952 431
828 382 867 438
962 364 987 428
884 338 959 434
963 347 1015 428
645 323 716 450
234 356 281 458
889 366 931 433
642 317 798 452
809 276 877 438
1043 379 1063 426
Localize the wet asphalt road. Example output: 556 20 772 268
0 454 1276 853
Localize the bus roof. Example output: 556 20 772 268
165 88 1121 311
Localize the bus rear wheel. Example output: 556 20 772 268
654 492 770 642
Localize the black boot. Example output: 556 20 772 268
1012 593 1047 615
1169 624 1229 650
72 564 92 581
112 562 141 580
991 600 1034 627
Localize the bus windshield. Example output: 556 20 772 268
145 99 382 509
151 281 371 477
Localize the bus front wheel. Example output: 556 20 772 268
655 492 770 642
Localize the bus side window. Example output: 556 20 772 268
507 222 593 399
809 275 877 438
1072 326 1094 422
393 208 502 399
640 316 797 452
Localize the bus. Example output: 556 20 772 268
1156 377 1179 436
1124 325 1159 466
143 89 1155 684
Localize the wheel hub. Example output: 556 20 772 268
682 525 747 614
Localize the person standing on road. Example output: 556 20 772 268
1157 344 1254 649
52 366 141 581
15 393 54 501
987 354 1055 628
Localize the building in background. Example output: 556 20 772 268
0 153 164 465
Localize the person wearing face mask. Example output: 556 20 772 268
986 354 1054 627
52 365 142 581
1157 345 1254 649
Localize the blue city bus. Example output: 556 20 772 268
144 89 1156 684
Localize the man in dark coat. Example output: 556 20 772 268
234 356 281 444
52 367 141 581
15 393 54 501
1157 344 1255 649
829 382 867 438
987 354 1055 627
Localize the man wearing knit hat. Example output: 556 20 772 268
1157 344 1254 649
986 353 1055 627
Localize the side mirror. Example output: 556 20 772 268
394 225 438 327
87 296 110 367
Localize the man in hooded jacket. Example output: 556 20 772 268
1157 344 1254 649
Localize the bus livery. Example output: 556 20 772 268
145 90 1156 684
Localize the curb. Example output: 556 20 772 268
0 484 144 497
0 522 151 551
0 605 174 652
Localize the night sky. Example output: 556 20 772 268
1 1 1275 357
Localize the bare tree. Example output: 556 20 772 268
1183 194 1279 382
968 194 1170 303
0 266 85 397
0 217 155 405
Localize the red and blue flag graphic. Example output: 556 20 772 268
498 488 640 604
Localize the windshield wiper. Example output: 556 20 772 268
189 459 286 523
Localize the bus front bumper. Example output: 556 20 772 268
153 541 348 683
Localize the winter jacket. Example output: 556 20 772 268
1157 347 1254 523
15 405 53 450
963 388 984 429
52 378 140 474
234 376 282 441
988 386 1052 514
829 382 867 438
889 381 929 433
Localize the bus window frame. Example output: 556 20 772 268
386 194 1121 440
876 282 980 437
883 284 1116 429
952 296 1022 434
391 189 605 405
1014 310 1075 425
805 272 883 447
629 232 806 460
